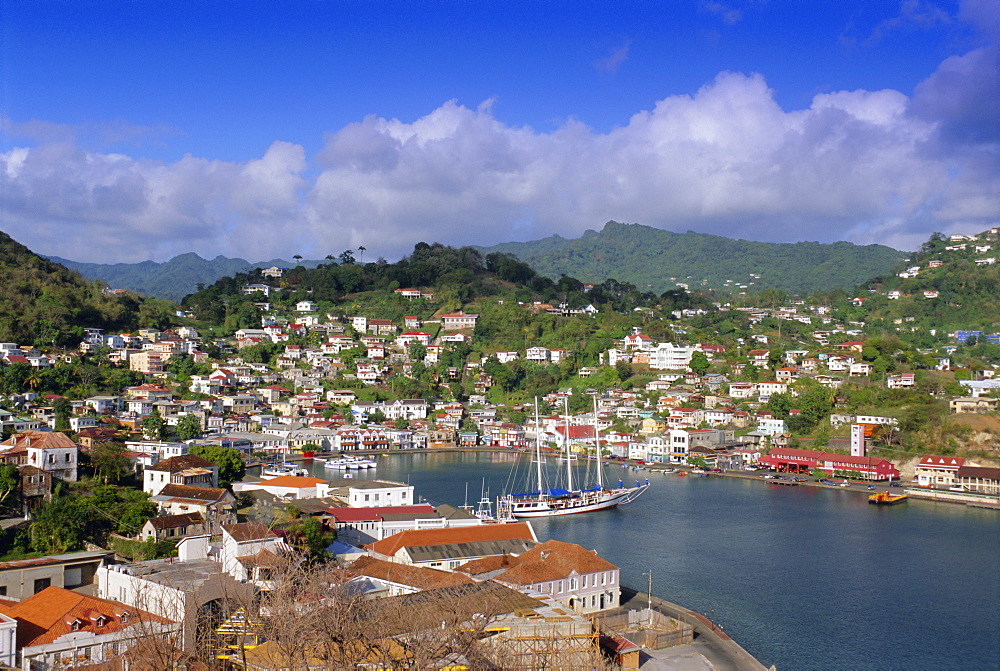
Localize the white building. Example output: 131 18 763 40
328 478 415 508
650 343 699 370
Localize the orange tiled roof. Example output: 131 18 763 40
461 539 617 585
1 430 77 449
453 553 522 577
348 556 475 590
366 522 535 557
0 586 172 649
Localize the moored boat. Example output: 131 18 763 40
869 491 908 505
261 464 309 477
496 397 649 519
324 454 378 470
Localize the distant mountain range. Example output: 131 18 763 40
477 221 907 296
47 253 323 302
48 221 906 301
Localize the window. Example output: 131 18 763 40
33 577 51 593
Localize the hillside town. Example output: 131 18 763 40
0 230 999 669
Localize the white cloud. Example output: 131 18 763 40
1 54 997 263
0 141 307 262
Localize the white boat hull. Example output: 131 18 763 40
324 457 377 470
498 483 649 518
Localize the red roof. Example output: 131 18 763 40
554 425 598 439
328 504 435 522
917 456 966 470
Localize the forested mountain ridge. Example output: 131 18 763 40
50 222 903 301
0 231 142 346
47 253 325 302
478 221 906 295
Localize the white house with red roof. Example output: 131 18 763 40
622 333 656 350
699 343 725 357
914 455 968 487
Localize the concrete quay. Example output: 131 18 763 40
604 587 770 671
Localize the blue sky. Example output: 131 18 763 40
2 1 998 263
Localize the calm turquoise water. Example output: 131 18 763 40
309 452 1000 670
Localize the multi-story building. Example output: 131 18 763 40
650 343 699 370
458 539 621 614
1 431 79 483
143 454 219 496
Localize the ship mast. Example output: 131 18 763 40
594 395 603 490
564 396 573 492
534 398 543 497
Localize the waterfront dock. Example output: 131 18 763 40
604 587 769 671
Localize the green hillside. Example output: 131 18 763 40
48 253 325 302
853 229 1000 333
0 231 142 346
478 221 906 296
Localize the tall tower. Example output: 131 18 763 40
851 424 866 457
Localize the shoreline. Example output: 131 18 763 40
277 446 999 509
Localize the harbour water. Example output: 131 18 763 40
309 451 1000 670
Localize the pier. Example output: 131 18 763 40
602 587 769 670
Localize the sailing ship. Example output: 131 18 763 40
497 398 649 519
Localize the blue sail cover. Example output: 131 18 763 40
511 488 577 497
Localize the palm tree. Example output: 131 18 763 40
24 372 42 392
357 245 366 264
